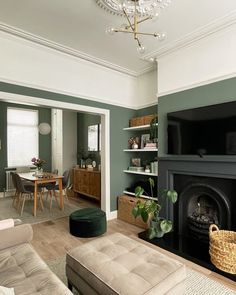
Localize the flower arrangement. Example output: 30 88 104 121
31 157 46 169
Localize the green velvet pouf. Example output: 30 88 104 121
69 208 107 238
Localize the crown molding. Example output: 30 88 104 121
0 77 154 110
158 72 236 98
143 10 236 60
0 23 154 77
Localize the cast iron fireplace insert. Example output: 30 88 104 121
139 174 236 282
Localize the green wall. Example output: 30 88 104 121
0 82 158 210
0 101 51 191
77 113 101 165
158 77 236 157
0 82 138 210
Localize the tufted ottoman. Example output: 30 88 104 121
66 233 186 295
69 208 107 238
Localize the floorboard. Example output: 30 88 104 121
31 200 236 292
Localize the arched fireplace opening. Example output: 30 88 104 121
177 183 231 242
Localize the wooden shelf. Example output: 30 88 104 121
123 190 157 201
123 148 158 152
123 124 158 131
123 170 158 176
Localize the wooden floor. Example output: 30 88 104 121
31 211 236 292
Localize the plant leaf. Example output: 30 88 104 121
135 186 144 197
132 207 140 218
160 220 172 233
148 226 156 239
141 210 149 223
148 178 155 188
166 190 178 203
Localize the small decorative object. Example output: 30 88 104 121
141 134 150 149
31 157 46 175
128 137 139 149
132 178 178 239
38 122 51 135
92 161 96 168
209 224 236 274
131 158 141 167
145 165 150 173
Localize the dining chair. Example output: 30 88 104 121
10 172 19 208
45 170 70 211
14 173 44 216
10 172 34 207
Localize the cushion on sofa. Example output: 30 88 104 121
0 224 33 251
0 225 72 295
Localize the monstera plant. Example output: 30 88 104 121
132 178 178 239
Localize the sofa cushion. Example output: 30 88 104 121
0 243 71 295
66 233 186 295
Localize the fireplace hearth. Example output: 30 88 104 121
140 164 236 281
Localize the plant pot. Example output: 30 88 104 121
35 168 43 176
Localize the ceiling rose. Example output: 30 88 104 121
96 0 172 17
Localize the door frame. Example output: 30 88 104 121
0 91 111 218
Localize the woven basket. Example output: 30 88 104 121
209 224 236 274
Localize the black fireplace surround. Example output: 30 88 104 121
139 158 236 281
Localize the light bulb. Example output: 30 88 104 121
105 27 115 35
118 0 126 10
137 44 145 54
150 11 159 22
158 32 166 41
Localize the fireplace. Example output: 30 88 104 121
139 158 236 281
174 175 232 242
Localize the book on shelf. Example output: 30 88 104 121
144 142 157 149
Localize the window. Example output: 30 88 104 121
7 107 39 167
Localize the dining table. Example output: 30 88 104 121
18 172 64 217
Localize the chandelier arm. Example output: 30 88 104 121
114 29 137 34
124 16 151 31
136 37 142 48
135 32 159 37
114 29 159 37
123 9 135 32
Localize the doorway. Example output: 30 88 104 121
0 91 111 217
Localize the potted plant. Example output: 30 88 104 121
132 178 178 239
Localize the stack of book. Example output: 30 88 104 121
144 142 157 149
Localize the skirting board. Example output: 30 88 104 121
108 210 117 220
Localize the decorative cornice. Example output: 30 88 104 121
0 23 150 77
0 77 155 110
158 72 236 97
95 0 171 17
143 10 236 60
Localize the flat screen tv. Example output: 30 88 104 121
167 101 236 156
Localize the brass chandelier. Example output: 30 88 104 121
96 0 171 54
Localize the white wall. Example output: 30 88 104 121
158 23 236 96
51 109 63 175
137 69 157 108
0 30 156 109
63 110 77 171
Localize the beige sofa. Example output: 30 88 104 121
0 224 72 295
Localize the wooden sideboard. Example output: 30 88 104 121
73 168 101 201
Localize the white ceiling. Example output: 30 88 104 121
0 0 236 75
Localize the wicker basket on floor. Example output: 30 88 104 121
209 224 236 274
